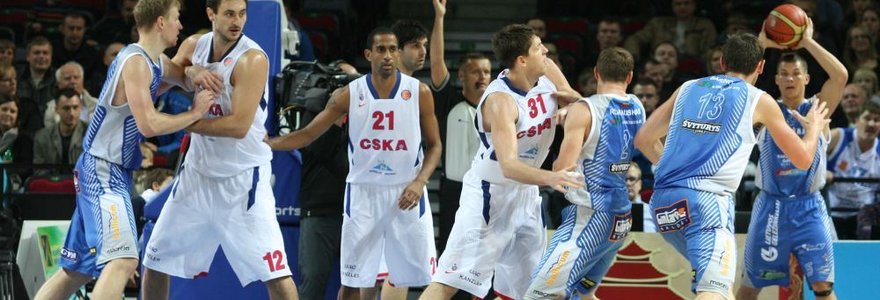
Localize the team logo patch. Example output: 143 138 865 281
654 199 691 232
60 248 78 262
609 212 632 241
223 57 233 66
837 160 848 171
401 89 412 100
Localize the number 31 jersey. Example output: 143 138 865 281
469 72 558 184
346 72 424 185
654 75 762 194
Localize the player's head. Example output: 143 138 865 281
856 100 880 139
391 19 428 73
493 24 547 76
595 47 634 85
721 33 765 80
775 52 810 101
207 0 248 43
134 0 183 47
364 27 399 78
458 52 492 97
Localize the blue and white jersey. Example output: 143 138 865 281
83 44 162 170
826 128 880 217
468 72 557 184
567 94 645 214
755 97 827 196
654 75 762 194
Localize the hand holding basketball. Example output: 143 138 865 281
763 4 808 48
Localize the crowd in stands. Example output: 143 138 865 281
0 0 878 250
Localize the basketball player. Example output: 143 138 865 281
738 18 846 300
140 0 299 299
525 47 644 299
419 24 584 300
266 27 441 300
633 33 829 300
34 1 214 299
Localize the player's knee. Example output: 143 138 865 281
811 282 833 297
735 285 760 300
107 257 139 276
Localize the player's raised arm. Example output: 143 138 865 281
429 0 449 90
798 18 848 114
544 58 582 104
635 87 679 163
123 56 213 138
266 86 351 150
754 93 829 169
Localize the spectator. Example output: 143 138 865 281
860 8 880 42
33 88 86 166
89 0 138 45
52 12 99 76
623 0 716 61
651 41 690 90
17 37 55 136
631 78 660 116
842 25 877 75
88 42 124 96
0 40 14 66
526 17 547 39
585 17 624 67
44 61 97 128
140 142 156 169
854 67 879 97
0 93 33 166
844 0 877 30
827 100 880 239
626 162 655 233
640 58 672 99
0 65 15 98
139 168 173 203
704 46 724 75
576 66 598 96
544 42 562 72
841 83 869 126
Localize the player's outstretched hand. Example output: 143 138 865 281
187 65 224 93
549 165 585 193
758 22 787 50
791 98 830 132
433 0 446 17
191 89 215 116
792 17 815 49
398 180 426 210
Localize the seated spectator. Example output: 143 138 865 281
854 67 879 97
651 41 690 92
843 24 877 76
0 93 34 191
89 0 137 46
845 0 877 32
640 58 673 100
704 46 724 75
88 42 124 96
840 83 869 126
17 37 55 136
631 78 660 116
576 66 598 96
0 64 15 98
827 101 880 239
860 7 880 42
139 168 174 203
626 162 655 233
33 88 85 167
44 61 97 127
526 17 547 40
585 17 624 67
0 40 14 66
52 12 99 76
623 0 716 61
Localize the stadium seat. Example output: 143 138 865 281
546 17 590 38
25 175 75 194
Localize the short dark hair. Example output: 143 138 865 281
365 27 396 49
26 36 52 53
207 0 247 12
63 12 87 25
458 52 491 67
722 33 764 75
391 19 428 46
859 100 880 116
596 47 634 82
144 168 174 188
598 17 622 27
778 52 809 73
492 24 535 68
57 88 80 101
633 78 658 89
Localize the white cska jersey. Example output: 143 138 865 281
346 72 424 185
184 33 273 177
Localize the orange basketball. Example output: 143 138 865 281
764 4 808 47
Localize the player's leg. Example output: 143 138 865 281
339 183 385 299
737 193 785 300
142 167 220 300
35 202 95 300
34 268 93 300
524 204 587 299
794 194 837 300
385 186 434 288
381 278 409 300
497 189 548 299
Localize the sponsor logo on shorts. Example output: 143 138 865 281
609 162 630 173
60 248 77 262
147 253 160 262
530 290 555 297
708 279 729 291
691 269 696 283
579 278 596 289
108 204 120 240
609 213 632 241
761 200 780 262
105 245 131 255
343 264 359 278
89 247 96 255
760 247 778 262
458 270 482 287
758 270 787 280
544 250 570 286
654 199 691 232
444 263 459 274
682 119 721 134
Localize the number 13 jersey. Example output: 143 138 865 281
347 72 424 185
469 72 558 184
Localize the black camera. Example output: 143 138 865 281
274 61 359 134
